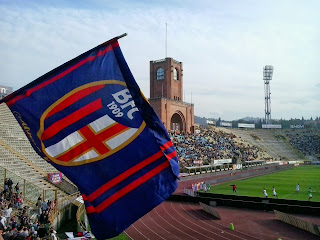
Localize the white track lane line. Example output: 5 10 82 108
154 204 196 240
144 212 183 239
184 203 260 240
164 202 229 240
125 224 150 240
138 217 167 240
179 202 247 240
187 203 287 240
124 230 133 240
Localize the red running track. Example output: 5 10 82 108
125 201 320 240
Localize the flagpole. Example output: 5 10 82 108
115 33 128 41
165 23 167 58
101 33 128 47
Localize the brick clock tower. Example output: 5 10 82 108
149 58 194 133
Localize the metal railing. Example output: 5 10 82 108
76 202 87 231
0 166 56 203
48 191 81 223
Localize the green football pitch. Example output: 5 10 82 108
209 165 320 202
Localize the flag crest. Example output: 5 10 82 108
38 80 146 166
1 36 179 239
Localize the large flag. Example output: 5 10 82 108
0 34 179 239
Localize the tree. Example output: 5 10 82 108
217 117 221 127
257 118 262 129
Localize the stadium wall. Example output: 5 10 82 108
180 164 293 183
51 204 77 229
50 192 81 230
206 164 293 185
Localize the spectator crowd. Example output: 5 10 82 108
0 178 57 240
169 126 268 168
284 129 320 157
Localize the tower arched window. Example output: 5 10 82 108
156 68 164 80
173 68 178 80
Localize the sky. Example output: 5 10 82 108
0 0 319 121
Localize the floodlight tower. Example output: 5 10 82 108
263 65 274 124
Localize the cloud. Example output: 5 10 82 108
0 0 319 121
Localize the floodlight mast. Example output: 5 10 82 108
263 65 273 125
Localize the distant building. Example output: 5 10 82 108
0 85 13 99
149 58 194 133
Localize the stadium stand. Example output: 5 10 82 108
1 98 318 239
284 129 320 159
230 128 302 160
169 126 271 169
0 103 82 239
0 104 78 201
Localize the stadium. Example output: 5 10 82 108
0 3 319 239
1 85 320 240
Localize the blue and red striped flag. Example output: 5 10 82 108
0 35 179 239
